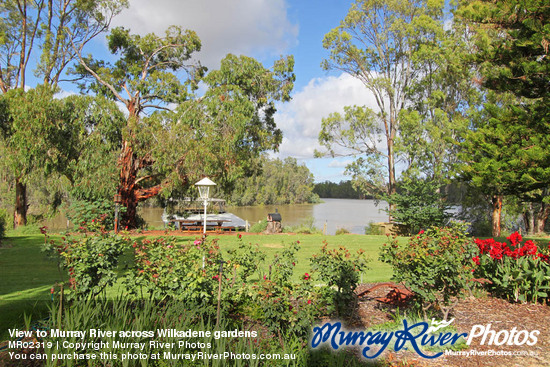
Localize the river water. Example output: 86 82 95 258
43 198 389 235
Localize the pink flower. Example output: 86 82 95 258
304 273 310 280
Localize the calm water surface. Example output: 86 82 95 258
43 199 388 235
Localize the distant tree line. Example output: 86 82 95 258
313 180 368 199
228 157 319 206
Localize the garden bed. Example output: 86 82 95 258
352 284 550 366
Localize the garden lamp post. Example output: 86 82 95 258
195 177 216 234
114 193 122 234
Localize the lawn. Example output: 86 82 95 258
0 230 395 340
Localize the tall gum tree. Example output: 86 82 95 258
74 27 294 227
317 0 455 218
0 0 126 227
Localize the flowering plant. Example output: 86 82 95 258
473 232 550 303
311 241 370 317
124 236 222 308
42 232 128 299
380 223 477 320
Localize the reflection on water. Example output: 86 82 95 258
42 199 388 235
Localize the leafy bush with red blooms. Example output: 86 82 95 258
42 232 128 299
473 232 550 303
380 223 477 320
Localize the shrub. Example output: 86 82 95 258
124 236 222 309
335 227 350 235
473 232 550 303
284 216 321 234
380 223 478 320
386 177 451 234
225 237 266 280
249 218 268 233
365 221 385 235
252 242 318 340
311 241 370 317
42 232 128 299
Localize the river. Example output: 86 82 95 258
43 198 389 235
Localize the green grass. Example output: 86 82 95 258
0 231 395 340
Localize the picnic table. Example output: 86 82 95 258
169 218 235 233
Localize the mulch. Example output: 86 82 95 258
349 283 550 366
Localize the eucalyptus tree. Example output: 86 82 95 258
74 27 294 227
317 0 470 218
0 0 127 227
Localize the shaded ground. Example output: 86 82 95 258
351 284 550 366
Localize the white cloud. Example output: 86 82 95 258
274 73 378 160
328 159 353 168
112 0 298 69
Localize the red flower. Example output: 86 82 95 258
307 299 312 304
472 256 480 265
418 230 425 235
304 273 310 280
238 234 242 239
507 232 523 246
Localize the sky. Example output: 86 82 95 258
92 0 377 182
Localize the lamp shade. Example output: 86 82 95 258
195 177 216 200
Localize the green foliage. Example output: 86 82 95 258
0 86 79 180
249 219 268 233
41 297 308 367
283 216 321 234
364 222 385 235
456 1 550 236
310 242 370 317
124 236 221 308
253 242 318 339
313 180 365 199
42 232 128 299
68 199 119 232
457 0 549 101
473 233 550 303
0 208 6 240
226 237 266 280
318 0 462 204
387 177 451 234
335 228 350 235
229 156 319 206
380 224 478 320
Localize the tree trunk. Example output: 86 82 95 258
118 140 163 229
387 137 396 221
491 195 503 237
523 202 535 235
118 141 139 229
14 177 27 228
535 201 550 234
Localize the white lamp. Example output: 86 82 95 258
195 177 216 233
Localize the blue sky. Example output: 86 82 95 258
74 0 377 182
